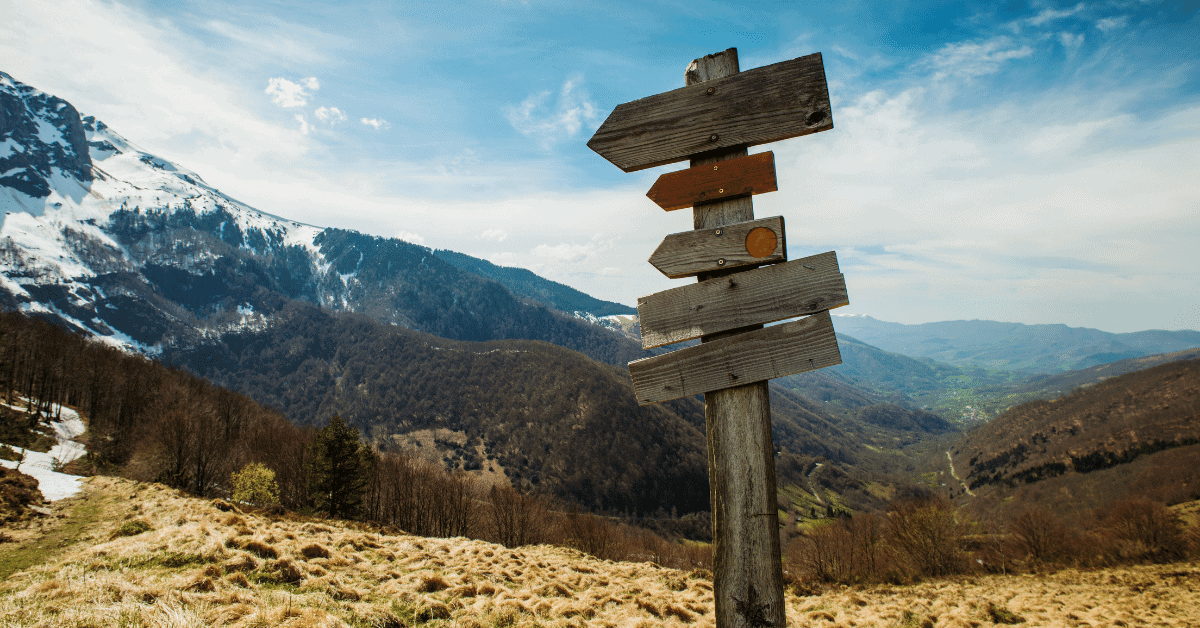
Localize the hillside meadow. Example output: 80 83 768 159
2 476 1198 628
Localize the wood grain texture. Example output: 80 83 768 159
706 379 783 628
639 251 847 349
684 48 786 628
628 310 841 405
648 216 786 279
646 151 778 211
587 52 832 172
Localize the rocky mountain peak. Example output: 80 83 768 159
0 71 93 197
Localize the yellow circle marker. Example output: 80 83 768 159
745 227 777 258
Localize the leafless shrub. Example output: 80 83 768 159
1009 508 1069 564
1094 497 1187 563
485 485 548 548
787 512 886 584
886 497 969 578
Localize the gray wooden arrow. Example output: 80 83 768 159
587 53 832 172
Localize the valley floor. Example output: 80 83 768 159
1 476 1197 628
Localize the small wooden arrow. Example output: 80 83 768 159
638 251 847 349
647 151 778 211
649 216 786 279
628 310 841 405
587 52 832 172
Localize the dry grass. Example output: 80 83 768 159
2 476 1198 628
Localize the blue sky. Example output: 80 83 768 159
2 0 1197 332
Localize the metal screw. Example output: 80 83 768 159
717 258 726 266
713 165 719 171
709 134 719 142
706 87 715 95
715 229 723 236
718 188 724 193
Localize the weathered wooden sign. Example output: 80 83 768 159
587 53 832 172
588 47 844 628
648 216 786 278
646 151 778 210
638 251 848 349
630 310 841 404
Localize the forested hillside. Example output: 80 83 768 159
163 303 958 517
950 357 1200 519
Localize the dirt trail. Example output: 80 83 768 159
946 450 975 496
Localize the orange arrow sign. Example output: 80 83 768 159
646 152 778 211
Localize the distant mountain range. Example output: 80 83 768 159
833 314 1200 373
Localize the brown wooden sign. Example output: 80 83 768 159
646 151 778 210
588 48 843 628
638 251 847 349
648 216 786 278
586 53 832 172
629 310 841 405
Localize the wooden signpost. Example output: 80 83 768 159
589 48 847 628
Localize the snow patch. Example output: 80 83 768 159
0 401 87 501
35 117 67 147
0 138 23 158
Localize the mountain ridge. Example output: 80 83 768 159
833 314 1200 373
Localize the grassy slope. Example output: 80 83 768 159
3 476 1199 628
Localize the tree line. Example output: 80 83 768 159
0 309 712 569
784 494 1200 588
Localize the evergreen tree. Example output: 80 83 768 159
307 415 373 519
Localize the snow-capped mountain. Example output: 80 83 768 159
0 70 639 362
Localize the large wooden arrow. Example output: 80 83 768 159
628 310 841 405
638 251 848 349
587 52 832 172
646 151 778 211
649 216 786 278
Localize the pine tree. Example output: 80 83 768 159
307 415 374 519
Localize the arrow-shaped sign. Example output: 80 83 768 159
649 216 786 279
638 251 848 349
587 53 832 172
646 151 778 211
628 310 842 405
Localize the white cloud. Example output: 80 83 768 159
924 37 1034 80
1028 3 1084 27
479 228 508 242
361 117 390 130
315 106 347 124
265 76 319 107
532 242 599 264
0 0 311 170
1059 32 1085 49
395 231 425 245
294 114 310 135
1022 116 1126 154
504 77 599 148
1096 16 1129 33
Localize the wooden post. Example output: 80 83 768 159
688 48 786 628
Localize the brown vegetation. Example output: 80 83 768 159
954 357 1200 496
3 476 1199 628
0 466 44 524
